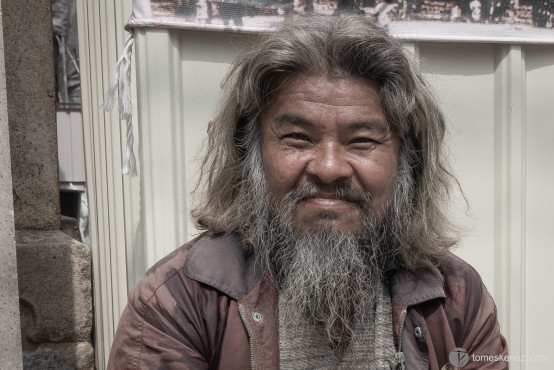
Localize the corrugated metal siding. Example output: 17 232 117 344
77 1 133 367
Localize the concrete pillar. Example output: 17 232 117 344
0 0 94 368
0 0 23 366
2 0 60 231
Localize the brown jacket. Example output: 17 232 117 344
108 233 508 369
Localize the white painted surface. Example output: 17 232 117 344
57 111 86 183
77 3 554 367
77 1 134 367
131 29 250 284
523 45 554 369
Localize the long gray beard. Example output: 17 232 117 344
273 229 386 351
238 141 394 350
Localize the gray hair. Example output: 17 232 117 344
192 15 459 272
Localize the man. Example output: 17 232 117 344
108 15 508 369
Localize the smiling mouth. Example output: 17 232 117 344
299 193 361 211
302 197 354 207
288 183 372 210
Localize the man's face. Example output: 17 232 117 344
260 74 400 235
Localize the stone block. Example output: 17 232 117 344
2 0 60 230
22 342 94 370
16 230 92 345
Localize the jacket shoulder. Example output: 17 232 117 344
129 234 202 309
130 232 246 306
108 233 235 369
438 252 484 283
437 252 488 319
437 253 507 358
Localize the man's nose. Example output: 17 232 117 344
305 142 353 184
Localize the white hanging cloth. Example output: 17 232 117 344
101 31 137 176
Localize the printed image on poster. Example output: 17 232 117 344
129 0 554 44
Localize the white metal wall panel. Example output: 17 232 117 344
57 111 86 183
77 3 554 365
494 44 528 367
131 29 250 285
524 46 554 369
76 1 134 367
418 42 497 290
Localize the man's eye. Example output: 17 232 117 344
349 137 377 146
282 133 311 142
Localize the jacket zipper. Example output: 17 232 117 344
238 304 255 370
395 309 408 370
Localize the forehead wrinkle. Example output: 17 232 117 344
272 113 388 135
273 113 315 128
348 121 389 134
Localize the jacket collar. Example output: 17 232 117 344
184 232 445 305
388 267 445 306
183 232 265 300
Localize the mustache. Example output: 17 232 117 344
282 182 374 207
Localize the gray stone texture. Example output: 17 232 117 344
2 0 60 230
17 230 93 369
22 342 94 370
0 0 94 368
0 0 23 366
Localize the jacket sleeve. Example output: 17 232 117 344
444 255 509 369
107 276 211 370
458 280 508 369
